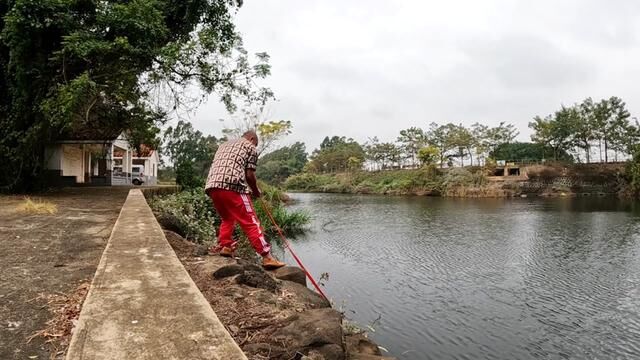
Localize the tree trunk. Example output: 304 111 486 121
598 139 603 163
585 143 590 163
604 138 609 163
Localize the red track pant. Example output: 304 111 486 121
207 189 271 256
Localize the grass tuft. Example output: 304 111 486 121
18 197 57 214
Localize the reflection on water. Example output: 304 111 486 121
280 194 640 360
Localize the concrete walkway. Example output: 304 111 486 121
66 190 246 360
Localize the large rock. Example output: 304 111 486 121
304 345 344 360
345 334 382 355
213 259 268 279
200 255 236 275
316 344 344 359
212 264 245 279
281 281 331 309
271 266 307 286
236 270 278 292
273 308 344 360
236 258 263 272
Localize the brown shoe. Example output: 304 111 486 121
262 256 286 270
219 246 235 258
209 245 235 258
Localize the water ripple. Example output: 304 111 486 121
288 194 640 360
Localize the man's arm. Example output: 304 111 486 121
245 169 261 198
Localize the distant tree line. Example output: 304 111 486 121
301 122 519 173
163 95 640 187
296 96 639 174
530 96 638 163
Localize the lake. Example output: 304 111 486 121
281 193 640 360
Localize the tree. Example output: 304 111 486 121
364 137 383 170
426 123 458 168
1 0 269 190
449 124 475 166
592 97 632 162
347 156 364 172
531 97 636 163
163 121 220 188
310 136 365 173
379 142 403 169
417 146 439 166
221 88 292 155
485 122 519 149
606 97 633 161
257 142 307 184
574 98 596 163
471 123 490 165
397 127 426 166
530 107 576 161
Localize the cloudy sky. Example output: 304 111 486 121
187 0 640 152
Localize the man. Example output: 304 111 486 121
205 130 286 269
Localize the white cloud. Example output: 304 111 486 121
188 0 640 151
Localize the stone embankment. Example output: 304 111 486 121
166 230 395 360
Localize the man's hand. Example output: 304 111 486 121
246 169 261 198
252 188 262 198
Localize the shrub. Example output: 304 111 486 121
284 173 324 190
626 150 640 195
354 180 375 194
442 168 474 188
148 189 217 243
255 201 310 237
320 182 351 193
148 186 310 246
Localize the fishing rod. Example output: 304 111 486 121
259 197 329 301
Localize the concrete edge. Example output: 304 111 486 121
65 189 247 359
141 190 247 357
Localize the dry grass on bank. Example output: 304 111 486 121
17 197 58 215
444 184 515 198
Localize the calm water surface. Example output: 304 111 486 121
281 193 640 360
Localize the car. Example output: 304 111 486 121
132 165 145 186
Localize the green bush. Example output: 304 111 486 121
442 168 474 187
625 148 640 195
284 173 334 191
149 187 310 247
354 180 375 194
254 181 311 236
320 182 351 193
148 189 218 243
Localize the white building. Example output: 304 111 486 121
44 131 159 186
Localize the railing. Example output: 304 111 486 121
111 174 131 185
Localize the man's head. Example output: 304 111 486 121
242 130 259 147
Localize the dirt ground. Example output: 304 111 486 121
0 188 130 360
